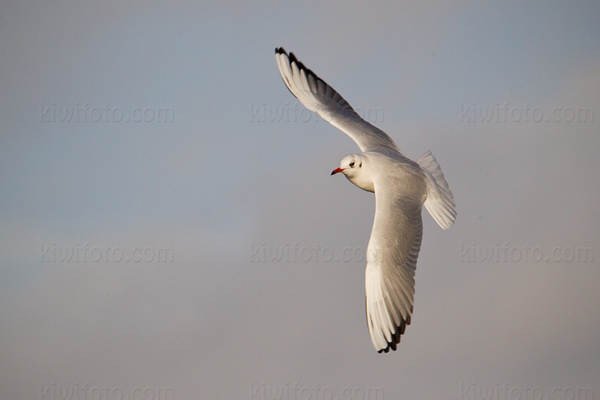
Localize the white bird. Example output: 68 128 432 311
275 48 456 353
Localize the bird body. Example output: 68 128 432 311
275 48 456 353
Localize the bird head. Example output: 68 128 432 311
331 154 362 177
331 154 374 192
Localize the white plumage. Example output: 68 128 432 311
275 48 456 353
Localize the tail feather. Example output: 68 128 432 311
417 151 456 230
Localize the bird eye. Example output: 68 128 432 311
349 161 355 167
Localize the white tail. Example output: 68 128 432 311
417 151 456 230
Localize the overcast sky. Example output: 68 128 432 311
1 1 599 399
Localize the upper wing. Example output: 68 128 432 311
275 48 402 156
365 181 423 353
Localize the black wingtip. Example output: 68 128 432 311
287 51 298 64
281 50 321 86
376 317 412 354
275 48 314 79
287 52 309 72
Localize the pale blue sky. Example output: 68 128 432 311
2 1 599 399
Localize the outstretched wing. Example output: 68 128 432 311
275 48 402 156
365 181 423 353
